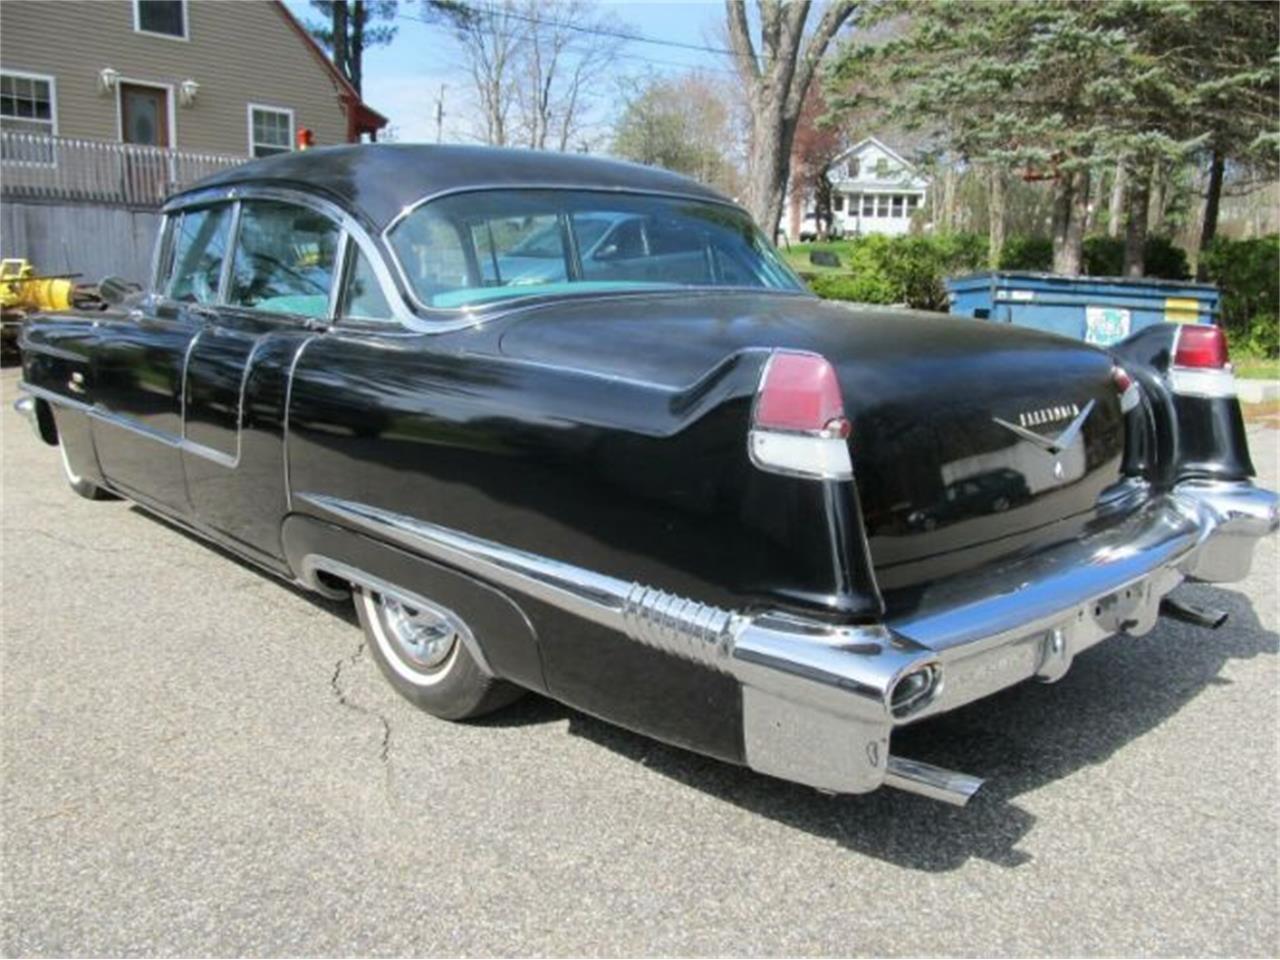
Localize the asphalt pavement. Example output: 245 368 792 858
2 367 1277 957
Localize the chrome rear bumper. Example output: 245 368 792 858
734 480 1277 801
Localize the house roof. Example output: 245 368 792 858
830 136 917 171
271 0 388 139
176 143 732 230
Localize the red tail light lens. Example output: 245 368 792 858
1112 364 1140 413
749 351 853 480
1174 325 1229 369
753 351 849 436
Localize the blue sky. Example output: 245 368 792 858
285 1 735 144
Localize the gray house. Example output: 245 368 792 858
0 0 386 279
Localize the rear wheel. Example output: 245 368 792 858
355 586 522 720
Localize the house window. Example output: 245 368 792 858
875 157 890 178
845 158 860 178
892 195 905 218
134 0 188 39
249 105 294 158
0 71 56 163
907 194 920 213
861 195 874 217
877 195 892 217
832 194 844 212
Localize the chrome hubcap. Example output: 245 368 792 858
380 597 457 671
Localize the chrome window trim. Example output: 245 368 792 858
328 229 351 321
165 185 421 330
149 212 172 294
165 183 810 334
379 183 803 323
216 200 243 305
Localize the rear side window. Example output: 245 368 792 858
228 199 340 318
167 205 232 304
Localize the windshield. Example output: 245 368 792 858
387 189 804 309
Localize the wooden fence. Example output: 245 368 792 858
1 132 244 208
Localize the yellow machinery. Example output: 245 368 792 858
0 258 75 312
0 258 82 363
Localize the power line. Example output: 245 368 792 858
398 9 745 77
423 2 744 58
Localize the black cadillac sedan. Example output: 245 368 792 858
15 145 1278 805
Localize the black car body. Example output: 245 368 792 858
16 145 1278 804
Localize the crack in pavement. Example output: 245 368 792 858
328 639 397 799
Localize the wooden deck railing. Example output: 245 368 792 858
1 132 245 208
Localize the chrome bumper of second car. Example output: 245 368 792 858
299 481 1278 805
13 395 42 440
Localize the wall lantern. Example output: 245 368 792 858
98 67 119 95
297 127 315 150
178 79 199 107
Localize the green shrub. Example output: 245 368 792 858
1226 314 1279 360
807 268 897 304
1200 235 1279 358
805 232 987 310
998 235 1054 271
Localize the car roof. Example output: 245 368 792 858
174 144 734 233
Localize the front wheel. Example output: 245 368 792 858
355 586 522 720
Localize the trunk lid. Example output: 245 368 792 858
497 291 1129 593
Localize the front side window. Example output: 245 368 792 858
249 106 293 159
0 72 55 162
135 0 187 38
228 200 339 317
388 190 803 310
167 205 232 303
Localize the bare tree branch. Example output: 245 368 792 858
724 0 760 81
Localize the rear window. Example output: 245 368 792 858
387 189 803 310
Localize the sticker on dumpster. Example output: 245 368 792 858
1007 289 1035 301
1164 297 1199 324
1085 305 1131 346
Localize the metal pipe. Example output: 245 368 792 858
884 756 985 807
1159 597 1228 629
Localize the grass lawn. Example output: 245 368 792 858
1234 355 1280 380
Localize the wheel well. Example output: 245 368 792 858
33 398 58 446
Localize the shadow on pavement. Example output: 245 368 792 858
484 581 1276 872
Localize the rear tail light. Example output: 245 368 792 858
1173 325 1229 369
1170 325 1236 398
749 351 853 480
1112 364 1141 413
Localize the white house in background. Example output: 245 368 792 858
827 138 930 237
784 137 931 241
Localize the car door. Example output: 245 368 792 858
91 203 232 512
180 197 342 561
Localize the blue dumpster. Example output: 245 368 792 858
945 271 1219 347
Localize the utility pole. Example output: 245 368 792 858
435 84 446 144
